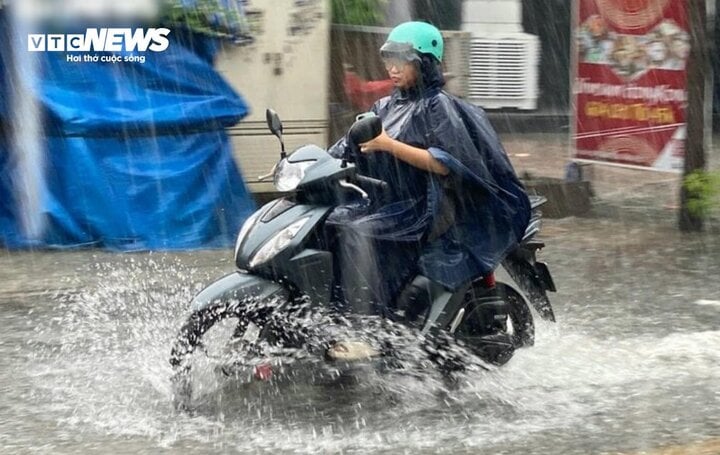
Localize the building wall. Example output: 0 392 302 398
214 0 330 192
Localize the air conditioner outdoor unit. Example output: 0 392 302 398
462 0 540 110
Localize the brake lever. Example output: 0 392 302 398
339 179 369 200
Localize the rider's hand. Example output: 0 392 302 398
359 129 393 154
360 129 449 175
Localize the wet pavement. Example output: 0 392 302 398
502 132 688 209
1 134 719 454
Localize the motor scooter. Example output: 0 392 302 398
169 109 556 397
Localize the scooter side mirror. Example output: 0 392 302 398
341 116 382 168
266 108 285 156
348 116 382 146
266 109 283 138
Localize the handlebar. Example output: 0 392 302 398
355 175 389 192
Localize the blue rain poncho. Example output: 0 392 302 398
328 55 530 303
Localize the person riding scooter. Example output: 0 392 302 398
326 22 532 323
169 24 553 379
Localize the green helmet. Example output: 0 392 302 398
380 21 444 62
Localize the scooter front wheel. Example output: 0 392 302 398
169 301 248 409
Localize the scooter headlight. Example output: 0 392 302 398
235 211 261 258
248 216 311 268
273 158 315 192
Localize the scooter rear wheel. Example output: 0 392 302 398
454 282 534 365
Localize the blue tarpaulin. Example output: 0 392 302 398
0 12 14 244
0 22 255 250
0 30 6 119
0 137 15 245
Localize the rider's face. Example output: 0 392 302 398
383 58 417 90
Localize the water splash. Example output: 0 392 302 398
16 252 720 453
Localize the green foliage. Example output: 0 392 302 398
161 0 247 39
684 170 720 218
332 0 387 26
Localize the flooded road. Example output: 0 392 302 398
1 214 719 454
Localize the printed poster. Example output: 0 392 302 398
573 0 688 171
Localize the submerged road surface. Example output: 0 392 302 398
1 215 719 454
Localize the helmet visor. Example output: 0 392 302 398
379 41 420 61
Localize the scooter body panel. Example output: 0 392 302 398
190 272 289 313
235 203 333 271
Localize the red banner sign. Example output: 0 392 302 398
573 0 688 171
